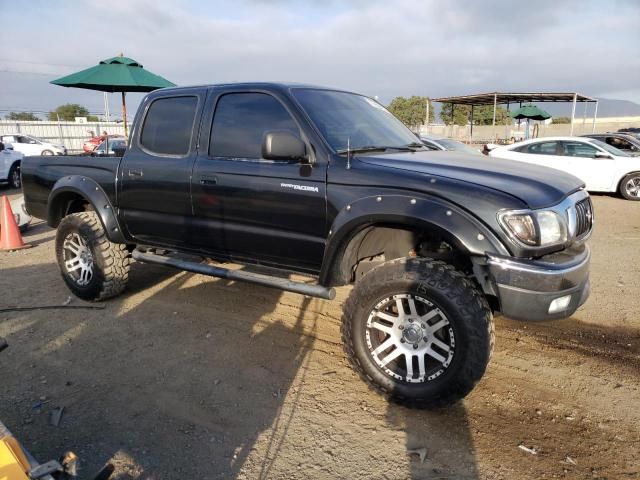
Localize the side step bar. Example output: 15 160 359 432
131 249 336 300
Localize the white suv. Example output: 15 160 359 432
0 134 66 156
0 144 24 188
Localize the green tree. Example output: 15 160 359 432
48 104 98 122
440 103 470 126
5 111 41 121
440 103 511 126
387 96 435 129
551 116 571 124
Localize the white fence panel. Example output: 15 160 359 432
0 121 126 153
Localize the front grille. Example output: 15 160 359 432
575 197 593 238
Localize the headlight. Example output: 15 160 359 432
498 209 567 247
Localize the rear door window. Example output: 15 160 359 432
140 96 198 156
209 92 299 159
516 141 560 155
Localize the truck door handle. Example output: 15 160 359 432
199 175 218 186
128 169 144 177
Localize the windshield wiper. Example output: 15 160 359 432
337 145 389 154
403 142 426 150
337 144 423 155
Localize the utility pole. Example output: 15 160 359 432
424 98 430 134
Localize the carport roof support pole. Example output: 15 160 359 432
470 104 474 139
570 92 577 136
122 92 128 138
492 93 497 126
592 100 599 134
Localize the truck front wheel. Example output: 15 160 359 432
342 257 494 408
55 211 130 301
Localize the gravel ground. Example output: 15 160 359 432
1 186 639 480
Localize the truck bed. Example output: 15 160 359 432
21 155 122 222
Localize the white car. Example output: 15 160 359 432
0 144 24 189
0 133 67 157
420 135 482 155
489 136 640 200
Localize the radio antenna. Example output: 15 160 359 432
346 137 351 170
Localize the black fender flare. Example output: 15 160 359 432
319 194 510 286
47 175 126 243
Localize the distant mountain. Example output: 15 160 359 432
540 98 640 118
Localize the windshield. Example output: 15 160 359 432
589 138 631 157
292 89 421 152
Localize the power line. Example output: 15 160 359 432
0 58 87 68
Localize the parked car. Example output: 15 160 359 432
617 128 640 140
83 133 124 153
419 135 481 155
0 141 24 188
22 83 593 408
0 134 66 156
91 138 127 156
582 133 640 155
489 136 640 200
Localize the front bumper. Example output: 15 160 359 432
487 245 590 321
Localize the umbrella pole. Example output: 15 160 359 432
121 91 128 137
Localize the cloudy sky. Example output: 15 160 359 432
1 0 639 119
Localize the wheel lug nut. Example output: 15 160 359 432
413 344 419 349
421 324 426 329
398 325 404 330
408 318 413 323
400 338 405 343
423 337 428 341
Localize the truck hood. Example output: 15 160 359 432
357 150 585 209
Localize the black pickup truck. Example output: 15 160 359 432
22 83 593 408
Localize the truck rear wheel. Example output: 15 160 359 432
55 211 130 301
342 257 493 408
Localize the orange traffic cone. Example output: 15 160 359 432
0 195 32 251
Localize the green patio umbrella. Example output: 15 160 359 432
509 104 551 139
51 54 175 136
509 104 552 121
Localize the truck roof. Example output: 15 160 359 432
155 82 357 95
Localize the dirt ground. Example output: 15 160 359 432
1 186 639 480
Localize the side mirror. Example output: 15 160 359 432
262 131 308 163
595 151 612 159
112 146 127 157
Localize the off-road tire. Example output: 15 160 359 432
8 162 20 189
55 211 130 301
619 172 640 201
342 257 494 408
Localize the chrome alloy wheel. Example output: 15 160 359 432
366 294 455 383
625 175 640 198
62 233 94 286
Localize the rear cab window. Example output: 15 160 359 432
140 96 198 156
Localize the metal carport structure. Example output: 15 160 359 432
431 92 598 138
